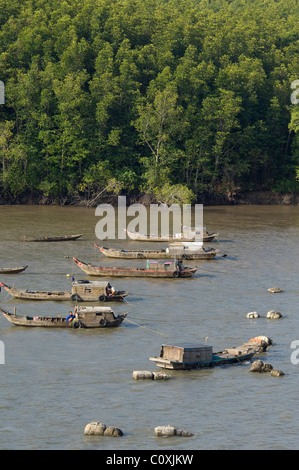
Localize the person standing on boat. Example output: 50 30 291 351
66 305 78 322
106 284 116 297
66 311 75 322
175 260 184 272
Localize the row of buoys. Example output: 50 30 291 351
84 422 123 436
250 360 285 376
84 285 285 440
246 309 282 319
154 425 193 437
84 422 193 437
247 286 284 319
132 370 171 380
84 336 281 440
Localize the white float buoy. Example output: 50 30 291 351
266 310 282 319
268 287 283 293
246 311 260 319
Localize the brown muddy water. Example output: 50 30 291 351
0 205 298 450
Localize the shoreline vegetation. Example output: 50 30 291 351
0 0 298 207
0 190 298 207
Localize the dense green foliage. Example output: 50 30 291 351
0 0 298 204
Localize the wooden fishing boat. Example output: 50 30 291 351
73 257 197 278
0 281 128 302
21 234 83 242
0 266 28 274
95 242 217 260
125 227 218 242
149 337 271 370
0 306 127 328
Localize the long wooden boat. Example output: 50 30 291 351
95 243 217 260
0 306 127 328
125 228 218 242
0 266 28 274
0 281 128 302
149 337 272 370
73 257 197 278
21 234 83 242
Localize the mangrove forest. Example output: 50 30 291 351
0 0 298 205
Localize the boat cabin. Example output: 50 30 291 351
159 343 213 363
176 226 207 241
149 343 213 369
72 280 108 298
77 306 117 323
146 260 183 271
167 242 204 254
71 280 123 301
78 305 113 314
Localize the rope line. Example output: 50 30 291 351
124 317 168 336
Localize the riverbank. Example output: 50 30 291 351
0 190 298 207
198 191 299 206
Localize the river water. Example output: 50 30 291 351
0 204 298 450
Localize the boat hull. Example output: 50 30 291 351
149 337 271 370
4 289 71 301
0 308 126 328
0 266 28 274
95 244 216 260
0 282 128 302
21 234 83 242
73 258 197 278
149 352 255 370
125 229 218 243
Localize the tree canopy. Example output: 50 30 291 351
0 0 298 204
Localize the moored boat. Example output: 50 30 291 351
73 257 197 278
21 234 83 242
149 337 272 370
0 266 28 274
0 280 128 302
0 306 127 328
124 227 218 242
95 243 217 260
